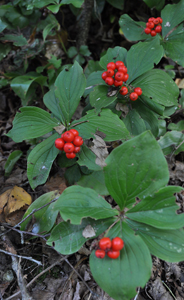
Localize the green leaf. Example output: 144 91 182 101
43 22 57 40
127 37 164 83
54 61 86 125
10 74 47 103
20 191 60 233
132 100 159 137
106 0 124 10
143 0 165 10
158 119 166 137
89 85 117 113
67 46 78 58
71 109 130 141
84 71 104 97
127 219 184 262
4 150 23 177
27 133 60 189
7 107 60 143
124 109 147 136
139 95 164 116
104 131 169 210
43 87 65 123
77 170 109 195
90 221 152 300
161 0 184 38
100 46 127 69
132 69 179 107
162 31 184 67
158 131 184 155
47 217 114 255
119 14 148 41
77 144 102 171
0 43 11 62
0 18 7 32
79 45 91 56
168 120 184 131
61 0 84 7
0 34 28 46
53 185 118 224
127 186 184 229
64 164 81 185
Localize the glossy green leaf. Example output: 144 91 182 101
90 221 152 300
127 37 164 83
77 144 102 171
168 120 184 131
127 186 184 229
20 191 60 233
90 85 117 113
7 107 60 143
77 170 109 195
124 109 147 136
132 101 159 137
127 219 184 262
132 69 179 107
43 87 65 124
104 131 169 209
11 74 47 102
47 217 114 255
119 14 148 41
54 61 86 125
100 46 127 69
4 150 23 177
53 185 118 224
27 133 60 189
158 131 184 155
71 109 130 141
161 0 184 37
143 0 165 10
139 95 165 116
106 0 124 9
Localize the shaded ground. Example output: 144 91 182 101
1 1 184 299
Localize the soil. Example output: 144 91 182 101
0 1 184 300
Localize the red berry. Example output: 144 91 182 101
69 129 79 137
101 71 108 80
114 80 123 87
66 152 76 159
99 237 112 251
118 66 127 74
107 62 116 70
134 87 142 96
115 72 124 81
55 138 65 150
95 249 106 259
158 17 163 24
63 131 74 142
144 27 151 34
106 68 114 77
115 61 124 69
150 30 157 37
155 25 162 33
74 146 81 153
73 136 83 146
120 86 128 95
130 92 138 101
107 250 120 259
111 237 124 251
123 74 129 81
153 19 159 25
148 17 155 22
63 143 75 153
147 22 154 29
105 77 114 86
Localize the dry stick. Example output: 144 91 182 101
0 249 42 266
76 0 94 49
1 235 34 300
4 256 67 300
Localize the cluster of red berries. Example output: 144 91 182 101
55 129 83 159
120 86 142 101
95 237 124 259
101 61 129 87
144 17 163 36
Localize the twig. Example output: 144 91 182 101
162 281 177 300
0 249 42 266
